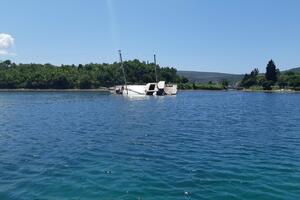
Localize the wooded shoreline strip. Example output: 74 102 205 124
1 88 299 93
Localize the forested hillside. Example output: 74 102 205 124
0 59 187 89
287 67 300 73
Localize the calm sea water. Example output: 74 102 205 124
0 91 300 200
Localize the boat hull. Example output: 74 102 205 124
115 82 177 96
122 85 146 96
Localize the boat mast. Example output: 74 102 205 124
154 54 158 83
118 50 128 94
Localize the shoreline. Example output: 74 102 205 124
242 89 300 93
0 88 299 94
178 89 226 92
179 89 300 93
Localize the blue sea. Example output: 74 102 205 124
0 91 299 200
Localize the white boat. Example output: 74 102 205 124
115 51 177 97
116 85 146 96
115 81 177 96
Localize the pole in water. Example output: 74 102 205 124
118 50 128 94
154 54 158 83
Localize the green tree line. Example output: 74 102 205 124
239 60 300 90
0 59 188 89
178 80 228 90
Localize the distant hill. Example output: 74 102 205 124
178 66 300 84
287 67 300 72
178 70 243 84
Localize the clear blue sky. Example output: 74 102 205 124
1 0 300 73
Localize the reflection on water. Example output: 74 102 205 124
122 94 150 101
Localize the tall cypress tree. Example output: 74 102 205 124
265 60 277 82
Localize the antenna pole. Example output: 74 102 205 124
154 54 158 83
118 50 128 93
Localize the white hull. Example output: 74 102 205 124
115 81 177 97
122 85 146 96
164 84 177 95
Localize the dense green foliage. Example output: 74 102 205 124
239 60 300 90
177 82 224 90
0 59 187 89
2 58 298 91
239 68 259 88
221 79 229 89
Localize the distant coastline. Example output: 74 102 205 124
1 60 299 92
1 88 299 94
241 88 300 93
